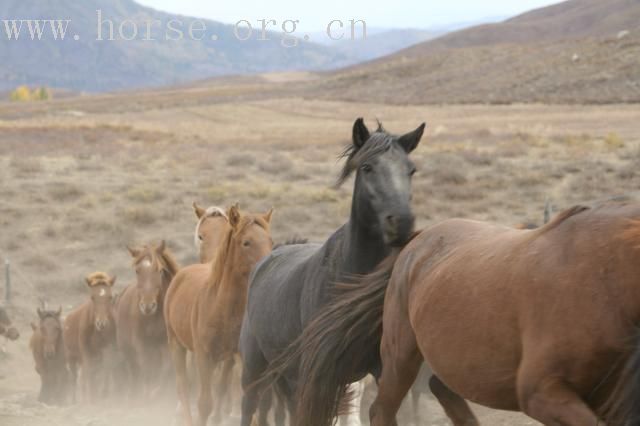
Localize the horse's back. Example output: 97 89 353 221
245 243 322 359
396 206 640 409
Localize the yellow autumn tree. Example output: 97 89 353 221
10 85 32 102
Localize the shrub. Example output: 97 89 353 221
10 85 32 102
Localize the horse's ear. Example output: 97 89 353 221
55 306 62 317
352 118 370 149
108 275 117 287
193 202 206 219
156 240 166 254
228 203 241 229
37 307 45 319
397 123 426 153
127 245 142 258
31 322 37 331
263 207 274 223
85 276 92 287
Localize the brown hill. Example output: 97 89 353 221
301 0 640 104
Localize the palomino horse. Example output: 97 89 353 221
116 241 179 397
240 118 425 426
64 272 116 403
283 202 640 426
193 202 230 263
0 305 19 341
165 204 274 426
30 306 69 404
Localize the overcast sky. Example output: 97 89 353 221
135 0 565 32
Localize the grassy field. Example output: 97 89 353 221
0 86 639 425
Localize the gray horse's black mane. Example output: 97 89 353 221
274 237 309 250
337 124 395 187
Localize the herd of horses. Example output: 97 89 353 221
6 117 640 426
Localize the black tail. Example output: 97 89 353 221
602 333 640 426
257 247 404 426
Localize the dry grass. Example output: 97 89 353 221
0 94 639 426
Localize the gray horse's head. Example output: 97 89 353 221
339 118 425 246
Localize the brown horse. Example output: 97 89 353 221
30 306 69 404
193 202 230 263
165 204 273 426
286 202 640 426
116 241 179 397
64 272 116 403
0 305 19 341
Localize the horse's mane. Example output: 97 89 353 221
194 205 228 248
132 243 180 278
337 125 394 187
274 237 308 250
208 214 270 288
86 272 112 287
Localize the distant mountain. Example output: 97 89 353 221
303 0 640 104
398 0 640 56
0 0 349 92
328 29 441 62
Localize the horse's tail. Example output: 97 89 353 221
293 247 409 426
602 333 640 425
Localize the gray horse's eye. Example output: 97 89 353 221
361 164 373 173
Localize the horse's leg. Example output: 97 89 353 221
370 314 423 426
429 376 478 426
68 359 78 404
518 368 599 425
194 350 215 426
341 381 364 426
241 340 268 426
410 386 421 426
257 387 272 426
169 338 194 426
274 390 286 426
213 356 234 423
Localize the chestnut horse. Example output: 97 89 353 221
116 241 179 397
30 306 69 404
283 202 640 426
64 272 116 403
165 204 274 426
0 305 19 341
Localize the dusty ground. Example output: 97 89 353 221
1 86 639 425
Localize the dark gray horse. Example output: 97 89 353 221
239 118 425 425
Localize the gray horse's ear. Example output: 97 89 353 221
352 118 370 149
37 307 45 319
397 123 426 153
193 202 206 219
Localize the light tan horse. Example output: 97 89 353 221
116 241 180 398
64 272 116 403
165 204 274 426
193 202 230 263
286 202 640 426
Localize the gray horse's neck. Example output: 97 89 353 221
340 196 389 277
